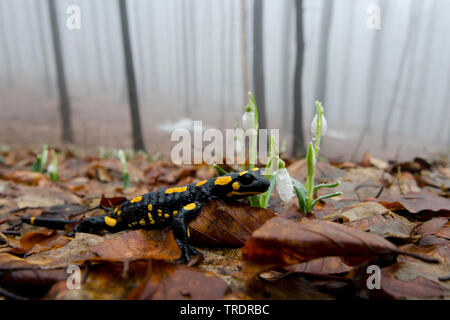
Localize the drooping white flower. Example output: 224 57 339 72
276 168 294 202
310 113 328 137
242 110 255 130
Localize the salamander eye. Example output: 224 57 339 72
240 174 255 185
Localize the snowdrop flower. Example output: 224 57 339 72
242 106 255 131
276 168 294 202
310 113 327 137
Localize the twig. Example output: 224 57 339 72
0 287 28 300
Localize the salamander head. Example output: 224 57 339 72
210 168 270 199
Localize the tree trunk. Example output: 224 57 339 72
338 0 355 122
252 0 267 129
189 2 198 109
352 0 385 159
292 0 305 157
241 0 249 105
281 0 293 130
219 1 227 129
35 0 53 96
382 0 420 148
313 0 334 106
48 0 73 143
181 0 191 115
118 0 145 151
0 1 13 86
92 1 106 92
410 1 436 137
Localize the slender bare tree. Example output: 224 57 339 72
410 1 437 137
118 0 145 151
35 0 53 96
352 0 386 159
293 0 305 157
181 0 191 115
241 0 249 105
338 0 355 122
252 0 267 129
0 1 13 86
92 1 106 92
281 0 293 130
314 0 334 106
48 0 73 142
382 0 420 148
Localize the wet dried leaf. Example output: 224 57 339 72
128 259 230 299
378 192 450 215
189 200 276 246
285 257 353 275
0 170 50 186
90 229 180 261
242 217 403 278
379 266 444 299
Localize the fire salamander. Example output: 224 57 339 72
22 168 270 263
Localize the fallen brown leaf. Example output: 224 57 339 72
189 200 276 246
378 192 450 215
128 259 230 299
90 229 181 261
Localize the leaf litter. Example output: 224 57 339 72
0 148 449 300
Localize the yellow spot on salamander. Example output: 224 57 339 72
148 204 153 211
158 209 162 217
173 210 178 215
114 208 118 214
239 170 248 176
117 210 121 216
215 176 232 185
196 180 207 187
105 216 117 227
165 186 187 194
232 182 240 190
184 203 196 210
164 214 170 218
30 217 36 225
148 213 154 221
150 220 155 224
187 227 190 238
251 167 259 171
139 219 146 225
130 196 143 203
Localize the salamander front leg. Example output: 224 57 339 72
173 202 203 264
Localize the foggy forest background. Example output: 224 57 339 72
0 0 448 161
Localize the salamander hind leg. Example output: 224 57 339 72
172 202 203 264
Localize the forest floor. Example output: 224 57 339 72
0 145 448 300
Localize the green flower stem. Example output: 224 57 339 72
248 92 258 169
118 149 130 189
314 101 324 157
305 143 315 212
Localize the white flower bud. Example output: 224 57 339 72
242 111 254 130
276 168 294 202
310 113 327 137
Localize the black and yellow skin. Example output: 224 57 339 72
23 168 270 263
